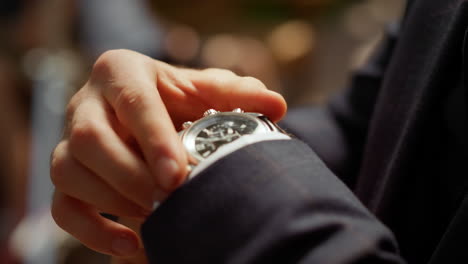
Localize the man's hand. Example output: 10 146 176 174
50 49 287 257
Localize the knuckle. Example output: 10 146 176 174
203 68 237 77
68 118 104 152
91 49 133 80
238 76 267 90
64 88 101 139
113 86 149 113
203 68 238 85
50 143 68 187
204 69 238 88
65 94 81 123
149 141 174 160
96 49 132 66
65 101 76 121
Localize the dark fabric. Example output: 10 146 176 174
142 0 468 263
142 140 404 264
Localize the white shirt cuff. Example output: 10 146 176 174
188 133 291 180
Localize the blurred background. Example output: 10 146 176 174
0 0 404 263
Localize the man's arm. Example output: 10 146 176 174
142 139 405 263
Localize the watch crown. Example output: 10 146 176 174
232 108 244 113
182 121 193 129
203 109 218 117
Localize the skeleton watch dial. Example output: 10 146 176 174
195 117 257 158
182 112 270 161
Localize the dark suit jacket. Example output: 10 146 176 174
141 0 468 263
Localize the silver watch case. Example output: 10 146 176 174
179 109 284 163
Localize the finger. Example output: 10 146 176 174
181 68 287 122
51 191 141 257
111 217 149 264
67 94 158 211
51 140 152 218
91 50 188 191
64 87 133 141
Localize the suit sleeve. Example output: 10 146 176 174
141 139 405 264
280 23 399 187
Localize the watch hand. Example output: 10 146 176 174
197 133 241 143
197 137 224 143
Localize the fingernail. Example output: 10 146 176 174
112 236 138 256
154 158 180 190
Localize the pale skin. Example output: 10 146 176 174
50 49 287 263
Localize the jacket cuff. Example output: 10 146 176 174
141 139 401 264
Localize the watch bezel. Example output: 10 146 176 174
180 112 271 161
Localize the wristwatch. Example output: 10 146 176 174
179 108 291 178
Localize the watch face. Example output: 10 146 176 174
194 117 257 158
182 113 269 160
